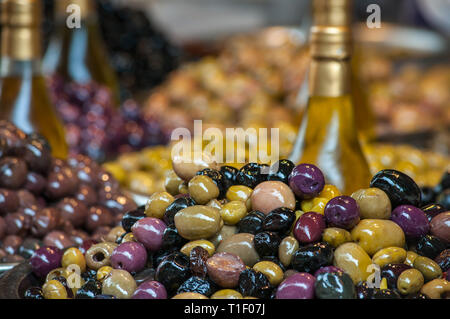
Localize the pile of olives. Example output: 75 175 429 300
23 155 449 299
0 121 137 264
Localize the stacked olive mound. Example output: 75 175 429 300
24 155 449 299
0 121 137 263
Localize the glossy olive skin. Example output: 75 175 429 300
413 256 443 282
220 166 238 190
177 276 216 297
421 203 446 222
161 224 187 250
254 231 281 258
333 243 372 284
397 268 424 295
267 159 295 184
76 280 102 299
238 268 272 299
237 210 265 234
434 249 449 272
155 251 191 294
291 242 333 274
315 271 356 299
23 287 45 299
236 163 268 189
196 168 226 198
262 207 296 235
163 197 196 226
381 263 412 289
121 206 145 232
370 169 421 208
415 235 447 260
189 246 209 278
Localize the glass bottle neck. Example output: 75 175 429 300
309 58 351 97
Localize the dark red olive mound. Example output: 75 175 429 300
370 169 421 208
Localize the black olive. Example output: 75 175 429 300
262 207 296 235
436 189 450 210
76 280 102 299
380 263 411 290
314 272 356 299
220 166 239 190
177 276 216 296
421 203 446 222
267 159 295 184
291 242 333 273
237 210 265 234
238 268 272 299
23 287 44 299
236 163 269 189
434 170 449 194
155 251 191 294
405 293 429 299
161 224 187 250
434 249 449 272
189 246 209 279
163 197 195 226
420 186 436 207
253 231 281 258
121 206 145 232
415 235 447 259
370 169 421 208
134 268 156 285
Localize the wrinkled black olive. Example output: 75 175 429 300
434 249 449 272
253 231 281 258
237 210 265 234
291 242 333 274
236 163 269 189
155 251 191 294
370 169 421 208
238 268 272 298
220 166 238 190
161 224 187 250
262 207 296 235
196 168 226 198
177 276 216 296
267 159 295 184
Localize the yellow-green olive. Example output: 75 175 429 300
174 205 222 240
188 175 220 204
350 219 405 256
210 289 243 299
372 247 407 267
181 240 215 256
62 247 86 273
164 170 184 196
333 243 372 284
105 226 126 243
253 261 284 286
278 236 299 267
226 185 252 210
405 251 419 267
420 279 450 299
102 269 137 299
85 242 118 270
397 269 424 295
97 266 113 282
172 292 209 299
322 227 352 248
172 152 219 182
207 199 223 210
351 188 391 219
145 191 175 218
42 279 68 299
413 256 442 282
220 201 247 225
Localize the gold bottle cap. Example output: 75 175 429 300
310 25 352 59
1 0 42 60
313 0 352 27
55 0 95 17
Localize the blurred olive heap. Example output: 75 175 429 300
48 76 169 162
0 121 137 264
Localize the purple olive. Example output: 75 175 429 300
30 246 63 278
276 272 316 299
391 205 429 238
111 241 147 273
132 280 167 299
293 212 325 243
288 164 325 199
324 196 360 230
132 217 167 251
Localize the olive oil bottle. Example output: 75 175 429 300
289 25 371 195
0 0 68 159
296 0 376 142
43 0 120 105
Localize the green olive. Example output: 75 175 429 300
397 269 424 295
413 256 442 282
188 175 220 204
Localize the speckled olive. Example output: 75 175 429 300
207 252 246 288
209 225 237 248
350 219 405 256
288 164 325 200
220 201 247 225
334 243 372 284
324 196 360 230
276 272 316 299
267 159 295 184
24 287 44 299
253 261 283 286
372 247 407 267
291 242 333 274
111 242 147 273
236 210 265 234
434 249 449 272
380 263 412 289
315 271 355 299
188 175 220 205
351 188 391 219
155 251 191 293
238 268 272 299
413 256 442 282
181 240 215 256
262 207 296 235
397 268 424 295
210 289 243 299
415 235 447 259
226 185 253 210
121 206 146 232
250 181 295 215
217 233 260 267
132 217 167 251
30 246 63 278
102 269 137 299
420 278 450 299
370 169 421 208
253 231 281 258
421 203 446 222
85 242 117 270
293 212 325 244
391 205 429 238
430 212 450 243
278 236 299 267
174 205 222 240
145 192 174 219
163 197 195 226
322 227 352 248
